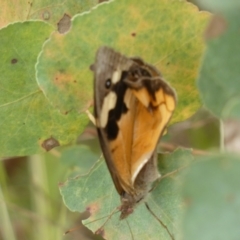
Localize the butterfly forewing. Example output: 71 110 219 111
93 47 135 195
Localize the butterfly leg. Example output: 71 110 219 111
85 109 96 125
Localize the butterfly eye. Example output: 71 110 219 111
105 79 111 89
141 69 151 77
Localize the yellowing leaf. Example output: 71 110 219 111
37 0 211 123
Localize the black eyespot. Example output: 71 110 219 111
105 78 111 89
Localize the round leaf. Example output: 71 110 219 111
198 9 240 119
182 154 240 240
60 149 194 239
0 21 88 156
37 0 210 122
0 0 98 28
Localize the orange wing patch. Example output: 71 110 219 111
130 87 176 183
107 89 137 194
107 86 175 190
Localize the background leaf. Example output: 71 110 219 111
36 0 210 122
182 153 240 240
0 22 88 156
197 8 240 119
60 149 194 240
0 0 98 28
190 0 240 12
60 145 99 176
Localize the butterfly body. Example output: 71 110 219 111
93 46 176 219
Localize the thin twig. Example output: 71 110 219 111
160 166 188 180
159 142 211 156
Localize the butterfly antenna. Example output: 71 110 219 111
145 203 175 240
65 207 118 235
95 207 119 234
126 219 135 240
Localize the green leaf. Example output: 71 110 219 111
60 145 99 176
60 149 194 239
37 0 210 122
196 0 240 12
163 108 220 151
182 153 240 240
197 9 240 119
0 0 98 28
0 22 88 157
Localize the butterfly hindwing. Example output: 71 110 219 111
124 64 176 182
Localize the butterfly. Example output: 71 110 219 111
92 46 176 219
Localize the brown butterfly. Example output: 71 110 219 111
93 46 176 220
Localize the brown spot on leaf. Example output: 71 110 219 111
204 14 227 40
226 193 235 203
86 202 100 215
41 136 60 151
11 58 18 64
53 72 74 87
89 64 95 71
131 32 136 37
95 228 105 237
58 14 71 34
42 10 50 20
58 182 65 187
183 197 192 206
